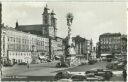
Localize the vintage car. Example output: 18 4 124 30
86 73 98 81
54 71 71 81
85 69 97 75
71 75 86 81
56 62 69 68
96 69 113 77
86 73 104 81
88 60 97 65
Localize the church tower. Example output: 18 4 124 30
42 4 50 38
42 4 50 26
50 10 57 38
42 5 57 38
15 20 19 29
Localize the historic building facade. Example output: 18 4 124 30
15 5 59 60
120 35 127 55
99 33 127 55
96 42 101 58
1 5 64 64
1 25 49 64
51 37 64 58
72 35 93 60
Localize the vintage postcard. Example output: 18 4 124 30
0 0 127 81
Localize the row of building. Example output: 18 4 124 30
1 5 64 64
1 25 93 64
1 4 126 65
96 33 127 58
1 4 93 64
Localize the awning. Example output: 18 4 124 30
39 56 47 59
101 54 111 57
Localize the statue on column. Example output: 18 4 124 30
66 13 76 56
64 13 76 67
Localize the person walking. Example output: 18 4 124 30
0 63 3 77
123 69 127 81
27 61 29 69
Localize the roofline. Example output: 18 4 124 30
18 24 43 26
2 26 48 39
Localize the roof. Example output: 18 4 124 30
72 35 86 42
121 34 127 39
17 24 44 31
101 54 111 57
100 33 121 37
2 26 46 38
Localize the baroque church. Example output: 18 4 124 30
15 5 63 60
15 4 57 39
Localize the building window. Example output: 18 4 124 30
14 38 15 42
8 38 9 41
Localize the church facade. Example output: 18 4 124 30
15 5 57 38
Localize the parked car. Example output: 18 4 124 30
79 62 86 66
86 73 104 81
88 60 97 65
106 63 113 69
96 70 105 76
96 75 105 81
54 71 71 81
70 72 86 76
18 62 27 65
107 58 112 62
106 62 118 70
71 75 86 81
86 73 99 81
3 60 13 67
85 69 97 75
102 69 113 77
46 59 52 62
56 62 61 68
56 62 69 68
117 62 124 69
95 68 113 79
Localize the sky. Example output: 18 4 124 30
2 2 127 46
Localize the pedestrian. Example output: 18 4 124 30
27 61 29 69
123 69 127 81
0 62 3 77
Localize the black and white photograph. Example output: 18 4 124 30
0 0 127 81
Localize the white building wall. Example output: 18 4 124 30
8 51 32 63
1 27 49 64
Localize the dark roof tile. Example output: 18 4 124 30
17 24 44 31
